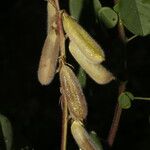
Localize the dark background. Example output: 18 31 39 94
0 0 150 149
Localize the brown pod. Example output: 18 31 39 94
38 1 59 85
69 41 115 84
71 121 102 150
60 64 88 121
38 29 59 85
47 0 57 34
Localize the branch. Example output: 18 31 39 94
60 95 68 150
107 82 126 147
107 0 127 147
54 1 68 150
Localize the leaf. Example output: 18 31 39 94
125 92 134 101
69 0 85 20
0 114 13 150
98 7 118 28
118 92 132 109
113 3 119 13
89 131 103 150
118 0 150 36
77 67 86 88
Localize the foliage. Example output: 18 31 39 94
115 0 150 36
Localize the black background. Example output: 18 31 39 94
0 0 150 149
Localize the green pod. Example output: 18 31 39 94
98 7 118 28
62 12 105 64
69 41 115 84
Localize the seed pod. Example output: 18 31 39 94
60 64 87 121
47 0 57 33
62 12 105 64
38 30 59 85
71 121 101 150
38 1 59 85
69 41 115 84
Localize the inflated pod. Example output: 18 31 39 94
60 64 87 121
38 1 59 85
69 41 115 84
47 0 58 33
62 12 105 64
71 121 102 150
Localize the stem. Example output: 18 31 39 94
114 0 119 3
58 12 66 57
107 1 127 147
55 0 66 57
126 35 138 43
107 82 126 147
60 95 68 150
54 1 67 149
134 97 150 101
118 19 126 43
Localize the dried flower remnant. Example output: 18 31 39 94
71 121 102 150
60 64 87 121
69 41 115 84
62 12 105 64
38 1 59 85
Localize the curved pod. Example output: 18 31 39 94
62 12 105 64
69 41 115 84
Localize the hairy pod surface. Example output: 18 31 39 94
38 30 59 85
60 64 87 121
47 0 58 33
38 1 59 85
69 42 115 84
62 12 105 64
71 121 101 150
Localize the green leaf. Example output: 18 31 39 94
0 114 13 150
93 0 102 15
69 0 85 20
98 7 118 28
118 92 132 109
89 131 103 150
113 3 119 13
77 67 86 88
118 0 150 36
125 92 134 101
